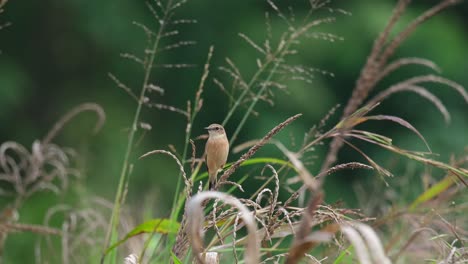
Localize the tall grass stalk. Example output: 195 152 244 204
101 0 175 262
168 46 214 245
228 52 285 145
222 14 335 145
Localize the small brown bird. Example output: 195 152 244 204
205 124 229 190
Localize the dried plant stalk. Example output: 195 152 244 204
285 192 323 264
217 113 302 188
321 0 465 172
186 191 259 264
42 103 105 145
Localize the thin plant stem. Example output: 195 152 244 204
101 1 173 262
222 58 274 127
226 16 334 145
169 46 214 243
229 55 285 145
167 47 214 261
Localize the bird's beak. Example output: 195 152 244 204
204 127 210 130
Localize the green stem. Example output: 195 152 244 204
167 125 191 244
222 58 273 127
101 2 170 262
169 46 214 249
229 38 293 146
224 17 329 145
229 57 283 145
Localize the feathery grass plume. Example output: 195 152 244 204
102 0 197 261
218 0 344 145
36 200 110 264
186 191 259 264
0 141 72 204
322 0 466 172
217 113 302 188
333 105 468 178
0 103 104 260
310 102 468 183
367 75 468 124
0 102 104 207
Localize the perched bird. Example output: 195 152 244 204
204 124 229 190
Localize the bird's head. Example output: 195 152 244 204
205 123 226 138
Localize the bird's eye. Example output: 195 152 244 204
215 127 220 130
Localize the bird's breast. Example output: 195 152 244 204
206 136 229 166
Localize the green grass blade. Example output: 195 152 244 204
103 218 180 256
333 245 354 264
194 157 295 182
409 176 454 211
171 251 183 264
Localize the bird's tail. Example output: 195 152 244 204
209 173 217 190
209 180 215 191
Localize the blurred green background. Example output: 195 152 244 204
1 0 467 262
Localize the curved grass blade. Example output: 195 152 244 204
194 157 297 181
103 218 180 256
365 115 431 152
409 176 454 211
170 252 183 264
335 103 380 130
